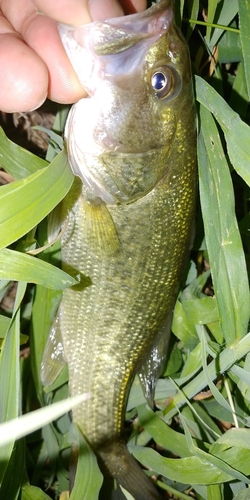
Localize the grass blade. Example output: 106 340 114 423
198 103 249 343
0 248 77 289
0 282 26 483
0 149 73 250
0 127 47 178
0 439 25 499
164 332 250 419
179 414 249 483
195 76 250 187
0 394 89 449
207 484 223 500
69 425 103 500
238 0 250 101
131 446 234 484
22 484 52 500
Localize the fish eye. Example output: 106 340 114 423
151 65 181 100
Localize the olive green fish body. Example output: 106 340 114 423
50 1 196 497
61 129 195 437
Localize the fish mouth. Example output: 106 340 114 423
78 0 173 56
58 0 174 94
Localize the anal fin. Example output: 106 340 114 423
41 307 67 387
138 313 172 408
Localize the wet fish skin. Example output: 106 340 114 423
56 1 196 498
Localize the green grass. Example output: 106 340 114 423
1 1 250 499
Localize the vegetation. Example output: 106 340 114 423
1 1 250 499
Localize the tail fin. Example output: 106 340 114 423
98 441 162 500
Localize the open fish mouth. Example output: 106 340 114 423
58 0 173 94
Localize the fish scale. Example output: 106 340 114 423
42 1 197 498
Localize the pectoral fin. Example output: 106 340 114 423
80 195 121 257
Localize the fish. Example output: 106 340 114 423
41 1 197 498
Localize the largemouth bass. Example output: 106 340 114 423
42 1 196 498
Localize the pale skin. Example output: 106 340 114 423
0 0 146 112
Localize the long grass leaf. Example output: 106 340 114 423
69 425 103 500
131 446 233 484
0 394 89 449
210 428 250 477
137 405 194 458
207 0 238 48
22 484 52 500
198 104 249 343
185 0 199 40
207 484 223 500
232 490 250 500
164 332 250 419
195 76 250 187
0 315 11 338
238 0 250 101
199 332 239 421
0 282 26 483
179 413 249 483
206 0 219 39
0 248 76 289
171 378 221 439
0 127 47 179
0 149 73 250
0 439 25 499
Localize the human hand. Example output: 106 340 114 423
0 0 146 112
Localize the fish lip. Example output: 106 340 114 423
84 0 173 54
74 0 173 54
103 0 172 25
58 0 174 93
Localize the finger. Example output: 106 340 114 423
31 0 90 24
122 0 146 12
21 13 86 103
1 1 86 104
89 0 146 18
0 0 147 112
31 0 146 23
0 13 48 112
19 0 146 104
